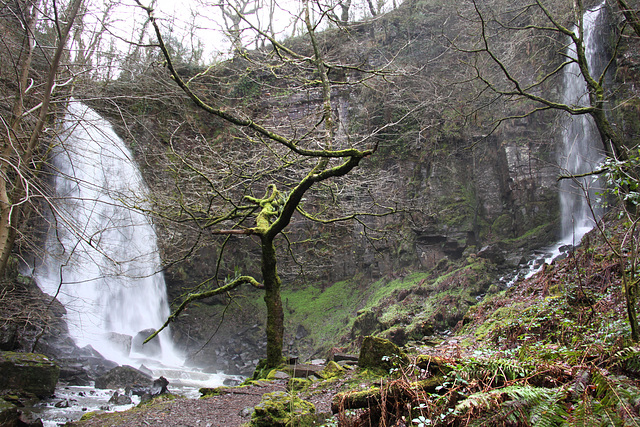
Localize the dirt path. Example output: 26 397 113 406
71 381 288 427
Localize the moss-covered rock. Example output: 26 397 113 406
318 361 345 380
0 399 18 426
199 386 229 398
287 378 311 392
249 391 316 427
357 336 410 373
0 351 59 397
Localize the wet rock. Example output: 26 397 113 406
94 365 152 390
150 376 169 396
58 363 92 386
131 329 161 358
54 399 70 408
0 352 59 397
0 400 44 427
105 332 132 356
223 378 243 386
128 376 170 403
108 391 132 405
559 244 574 253
282 364 323 379
0 399 18 425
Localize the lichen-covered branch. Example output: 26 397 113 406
144 275 263 344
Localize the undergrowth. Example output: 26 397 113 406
331 220 640 426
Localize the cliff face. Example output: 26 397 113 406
99 2 562 285
86 0 639 371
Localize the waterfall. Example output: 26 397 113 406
34 101 182 366
559 1 608 242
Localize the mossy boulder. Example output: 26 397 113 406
358 336 409 373
318 361 345 379
0 351 59 397
415 355 453 376
249 391 316 427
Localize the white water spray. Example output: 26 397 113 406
515 3 609 281
34 101 181 366
559 1 608 244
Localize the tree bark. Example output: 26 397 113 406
261 235 284 367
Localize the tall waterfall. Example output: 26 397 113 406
559 2 608 242
34 101 181 366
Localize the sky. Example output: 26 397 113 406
82 0 392 67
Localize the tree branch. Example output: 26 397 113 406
144 275 263 344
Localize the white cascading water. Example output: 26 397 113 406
34 101 182 366
517 2 608 280
558 1 607 243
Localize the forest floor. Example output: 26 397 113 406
68 380 290 426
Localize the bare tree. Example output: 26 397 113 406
135 0 406 367
0 0 84 278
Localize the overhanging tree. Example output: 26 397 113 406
137 0 404 367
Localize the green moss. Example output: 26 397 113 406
137 393 178 407
287 378 311 392
249 391 316 427
318 361 345 380
78 411 99 422
199 387 228 398
358 336 410 373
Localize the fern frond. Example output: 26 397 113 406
460 357 532 384
455 385 567 427
614 346 640 373
591 367 640 427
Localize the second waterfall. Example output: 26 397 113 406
559 1 609 242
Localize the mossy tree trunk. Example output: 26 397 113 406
261 235 284 367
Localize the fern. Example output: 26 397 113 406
454 385 567 427
590 368 640 427
458 357 532 384
614 346 640 373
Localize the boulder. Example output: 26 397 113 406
477 244 506 264
105 332 132 356
331 352 359 364
131 329 161 358
249 391 315 427
282 364 323 379
0 399 18 426
0 351 59 397
94 365 152 389
108 391 132 405
318 361 345 379
127 376 170 403
357 336 410 372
